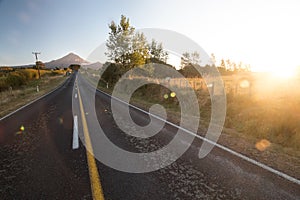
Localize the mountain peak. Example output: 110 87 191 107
45 52 88 69
63 52 82 59
66 52 77 56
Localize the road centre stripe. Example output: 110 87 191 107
77 87 105 200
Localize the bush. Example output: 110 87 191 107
23 69 39 79
6 72 27 87
0 77 7 91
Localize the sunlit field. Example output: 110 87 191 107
87 66 300 153
224 70 300 150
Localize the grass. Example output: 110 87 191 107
91 71 300 150
82 69 300 178
0 75 67 118
0 68 66 91
129 75 300 152
225 78 300 151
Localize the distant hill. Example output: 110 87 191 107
45 53 89 69
10 53 103 69
12 64 34 68
81 62 103 70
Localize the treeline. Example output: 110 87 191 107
179 52 251 78
99 15 253 88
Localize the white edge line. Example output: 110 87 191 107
78 75 300 185
0 76 70 121
72 115 79 150
86 81 300 186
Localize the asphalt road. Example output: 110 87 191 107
0 72 299 199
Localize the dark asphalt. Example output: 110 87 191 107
0 74 92 199
0 72 299 199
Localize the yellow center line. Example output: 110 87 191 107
77 87 105 200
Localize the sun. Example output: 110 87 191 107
269 66 297 79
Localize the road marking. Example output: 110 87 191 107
77 87 105 200
75 93 78 98
72 115 79 150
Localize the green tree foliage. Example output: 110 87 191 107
131 32 149 67
149 39 168 63
106 15 152 69
179 65 202 78
180 52 191 69
104 15 170 85
100 62 123 86
106 15 135 66
180 51 200 68
179 51 202 77
6 73 25 87
190 51 200 65
106 15 168 70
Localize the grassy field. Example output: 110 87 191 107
84 70 300 151
82 69 300 178
0 69 67 118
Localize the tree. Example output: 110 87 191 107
180 51 201 69
226 59 231 71
130 32 149 67
179 65 202 78
237 61 243 72
220 59 226 69
180 52 191 69
105 15 171 79
100 62 123 86
106 15 170 70
106 15 135 66
210 53 216 67
190 51 200 65
179 51 203 77
149 39 168 63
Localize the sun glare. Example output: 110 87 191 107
270 67 297 79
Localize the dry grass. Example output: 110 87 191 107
82 70 300 178
90 71 300 152
92 71 300 149
225 76 300 150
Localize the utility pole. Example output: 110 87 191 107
32 52 41 79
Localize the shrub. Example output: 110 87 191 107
23 69 39 80
0 77 8 91
6 72 26 87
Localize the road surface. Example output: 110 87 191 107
0 72 299 199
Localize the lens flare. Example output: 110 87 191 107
255 139 271 151
20 125 25 131
170 92 176 98
16 125 25 135
58 117 63 124
239 80 250 88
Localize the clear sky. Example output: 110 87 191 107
0 0 299 72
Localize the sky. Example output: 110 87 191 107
0 0 300 72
